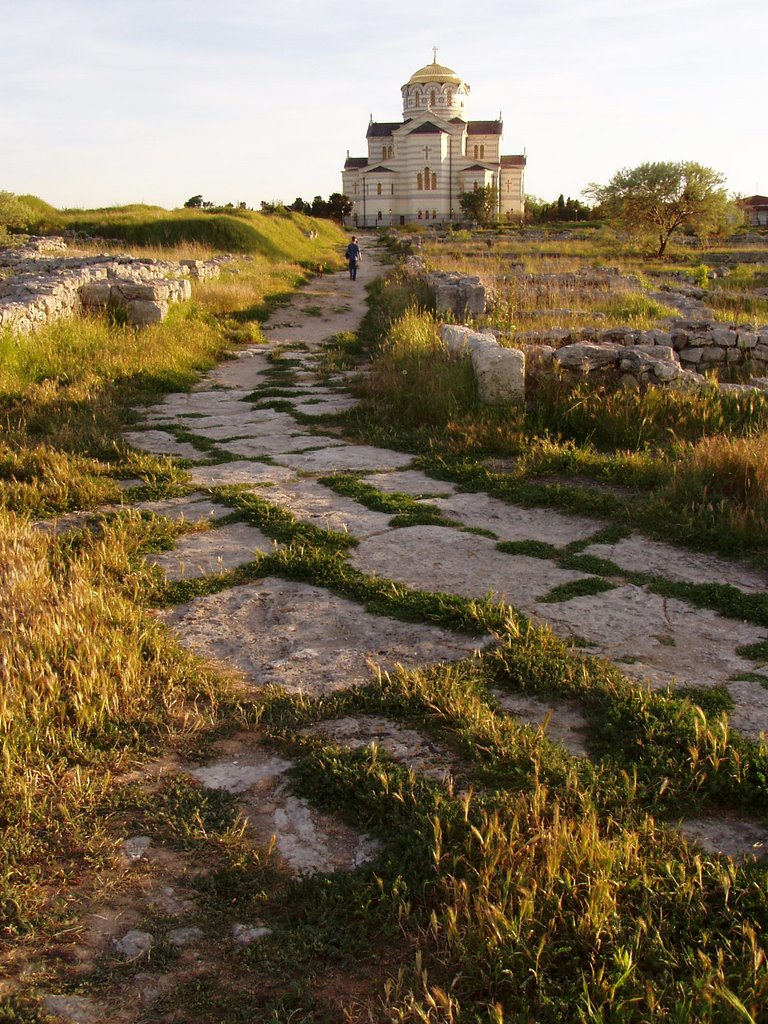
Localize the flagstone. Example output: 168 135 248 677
158 577 485 695
145 522 275 579
349 525 589 607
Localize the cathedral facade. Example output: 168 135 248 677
342 55 525 227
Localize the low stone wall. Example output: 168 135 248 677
0 237 228 332
440 324 525 405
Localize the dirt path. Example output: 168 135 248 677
38 236 768 1022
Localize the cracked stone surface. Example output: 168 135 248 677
122 430 207 461
421 492 603 546
679 816 768 862
187 461 296 487
135 494 233 521
158 577 485 694
360 469 459 497
145 522 275 579
255 477 393 538
350 525 590 607
493 690 591 758
303 715 463 782
274 444 414 473
217 433 346 457
583 533 768 593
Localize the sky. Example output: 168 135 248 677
1 0 765 211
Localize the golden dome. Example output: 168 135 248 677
406 60 463 86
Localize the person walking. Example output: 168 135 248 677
345 236 362 281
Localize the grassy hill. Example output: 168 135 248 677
15 196 347 261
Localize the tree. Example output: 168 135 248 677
184 194 203 208
585 161 730 257
327 192 353 223
458 185 498 226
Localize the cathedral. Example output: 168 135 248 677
342 53 526 228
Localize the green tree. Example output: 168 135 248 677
585 161 730 256
183 194 203 208
327 192 352 223
458 185 498 226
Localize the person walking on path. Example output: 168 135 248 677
345 236 362 281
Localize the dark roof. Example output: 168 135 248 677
363 165 395 173
501 154 526 167
461 164 492 172
366 121 400 138
450 116 467 124
344 157 368 169
742 195 768 206
468 120 502 135
406 120 447 135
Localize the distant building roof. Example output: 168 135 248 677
468 120 502 135
461 164 492 172
742 195 768 206
407 120 447 135
344 157 368 169
363 165 395 173
366 122 400 138
501 154 527 167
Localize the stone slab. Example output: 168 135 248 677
218 435 346 458
290 397 360 416
188 738 380 875
135 495 233 521
203 349 273 390
584 533 768 594
145 522 275 579
423 492 604 545
158 577 485 694
493 690 590 758
304 715 461 782
188 461 296 487
179 410 300 439
679 816 768 862
533 584 767 698
258 478 393 538
122 430 205 461
349 525 589 608
274 444 414 473
359 469 459 498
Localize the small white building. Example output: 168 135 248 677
342 55 526 228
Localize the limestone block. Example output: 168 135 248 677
652 360 683 381
679 348 705 364
712 328 738 347
472 344 525 405
125 299 167 326
554 343 620 371
753 346 768 362
737 332 758 349
700 346 725 363
79 280 113 307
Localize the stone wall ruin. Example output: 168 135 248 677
0 236 230 333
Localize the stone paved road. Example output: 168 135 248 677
120 238 768 872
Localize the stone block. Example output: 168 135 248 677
737 332 758 349
554 343 620 371
712 328 738 347
700 346 725 363
125 300 167 326
471 344 525 405
79 280 112 307
679 348 705 364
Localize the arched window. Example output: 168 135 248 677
390 183 394 195
473 145 478 159
424 210 430 220
418 210 423 219
433 209 437 220
377 182 382 195
388 145 393 159
417 172 423 191
447 89 453 105
431 173 437 190
377 210 383 220
382 146 386 160
473 181 478 192
430 90 436 106
480 145 485 159
424 166 430 191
